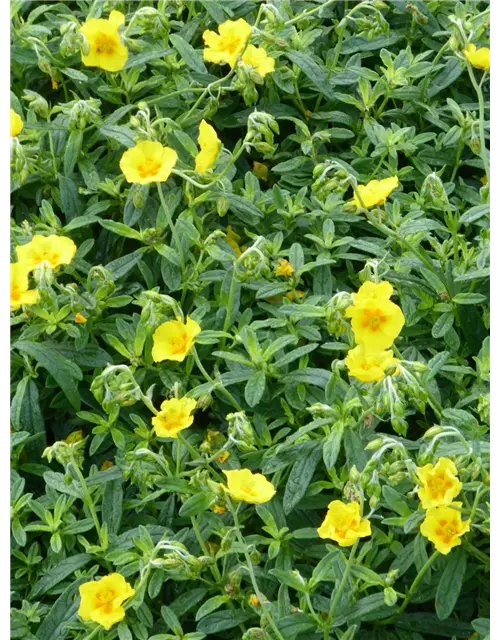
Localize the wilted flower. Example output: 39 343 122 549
226 226 243 256
75 312 87 324
345 345 397 382
240 45 275 77
275 258 294 277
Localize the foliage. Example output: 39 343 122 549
10 1 490 640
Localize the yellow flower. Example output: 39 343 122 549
285 290 305 301
75 312 87 324
417 457 462 510
10 263 39 311
275 258 294 277
203 18 252 68
352 176 399 209
16 235 77 272
120 141 178 184
213 504 226 514
62 430 83 444
253 161 268 181
80 11 128 72
463 44 490 71
480 175 488 185
345 286 405 350
78 573 135 630
240 44 275 77
152 316 201 362
151 397 197 439
226 225 243 256
249 594 260 607
11 109 23 137
351 280 394 305
317 500 371 547
420 503 470 555
217 451 230 463
223 469 276 504
101 460 114 471
345 345 397 383
195 120 221 174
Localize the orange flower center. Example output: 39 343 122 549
435 519 459 544
137 158 162 179
96 588 115 608
430 474 453 497
34 251 60 267
361 308 386 331
94 33 116 55
335 518 359 537
169 332 189 355
11 284 20 301
224 36 243 54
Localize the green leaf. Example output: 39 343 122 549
283 443 322 514
170 34 207 74
382 486 412 517
431 312 454 339
36 577 89 640
323 422 344 469
286 51 335 100
10 377 45 454
178 492 213 517
58 174 82 220
435 548 467 620
102 478 123 535
276 613 317 637
453 293 487 305
63 130 83 176
245 370 266 407
459 204 489 224
14 341 82 410
31 554 91 598
269 569 308 592
195 595 230 621
99 219 143 240
99 124 136 148
161 605 182 633
350 564 385 587
196 610 252 633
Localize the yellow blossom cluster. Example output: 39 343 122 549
344 280 404 382
11 235 77 312
417 458 470 554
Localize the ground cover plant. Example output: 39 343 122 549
10 1 490 639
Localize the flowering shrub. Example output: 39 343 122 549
10 1 490 640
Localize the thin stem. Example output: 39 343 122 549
378 550 440 625
192 346 243 411
227 499 286 640
284 0 339 27
70 454 105 548
157 183 185 274
466 64 489 183
176 438 181 475
326 542 358 628
81 626 101 640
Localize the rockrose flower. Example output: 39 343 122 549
80 11 128 72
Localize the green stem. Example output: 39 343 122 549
192 346 243 411
157 183 185 274
420 43 448 101
378 550 440 625
227 500 286 640
326 542 358 630
81 626 101 640
176 438 181 475
466 65 489 183
70 454 105 549
283 0 339 27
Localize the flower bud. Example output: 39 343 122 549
423 426 443 439
384 587 398 607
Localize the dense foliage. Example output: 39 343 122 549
10 1 490 639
